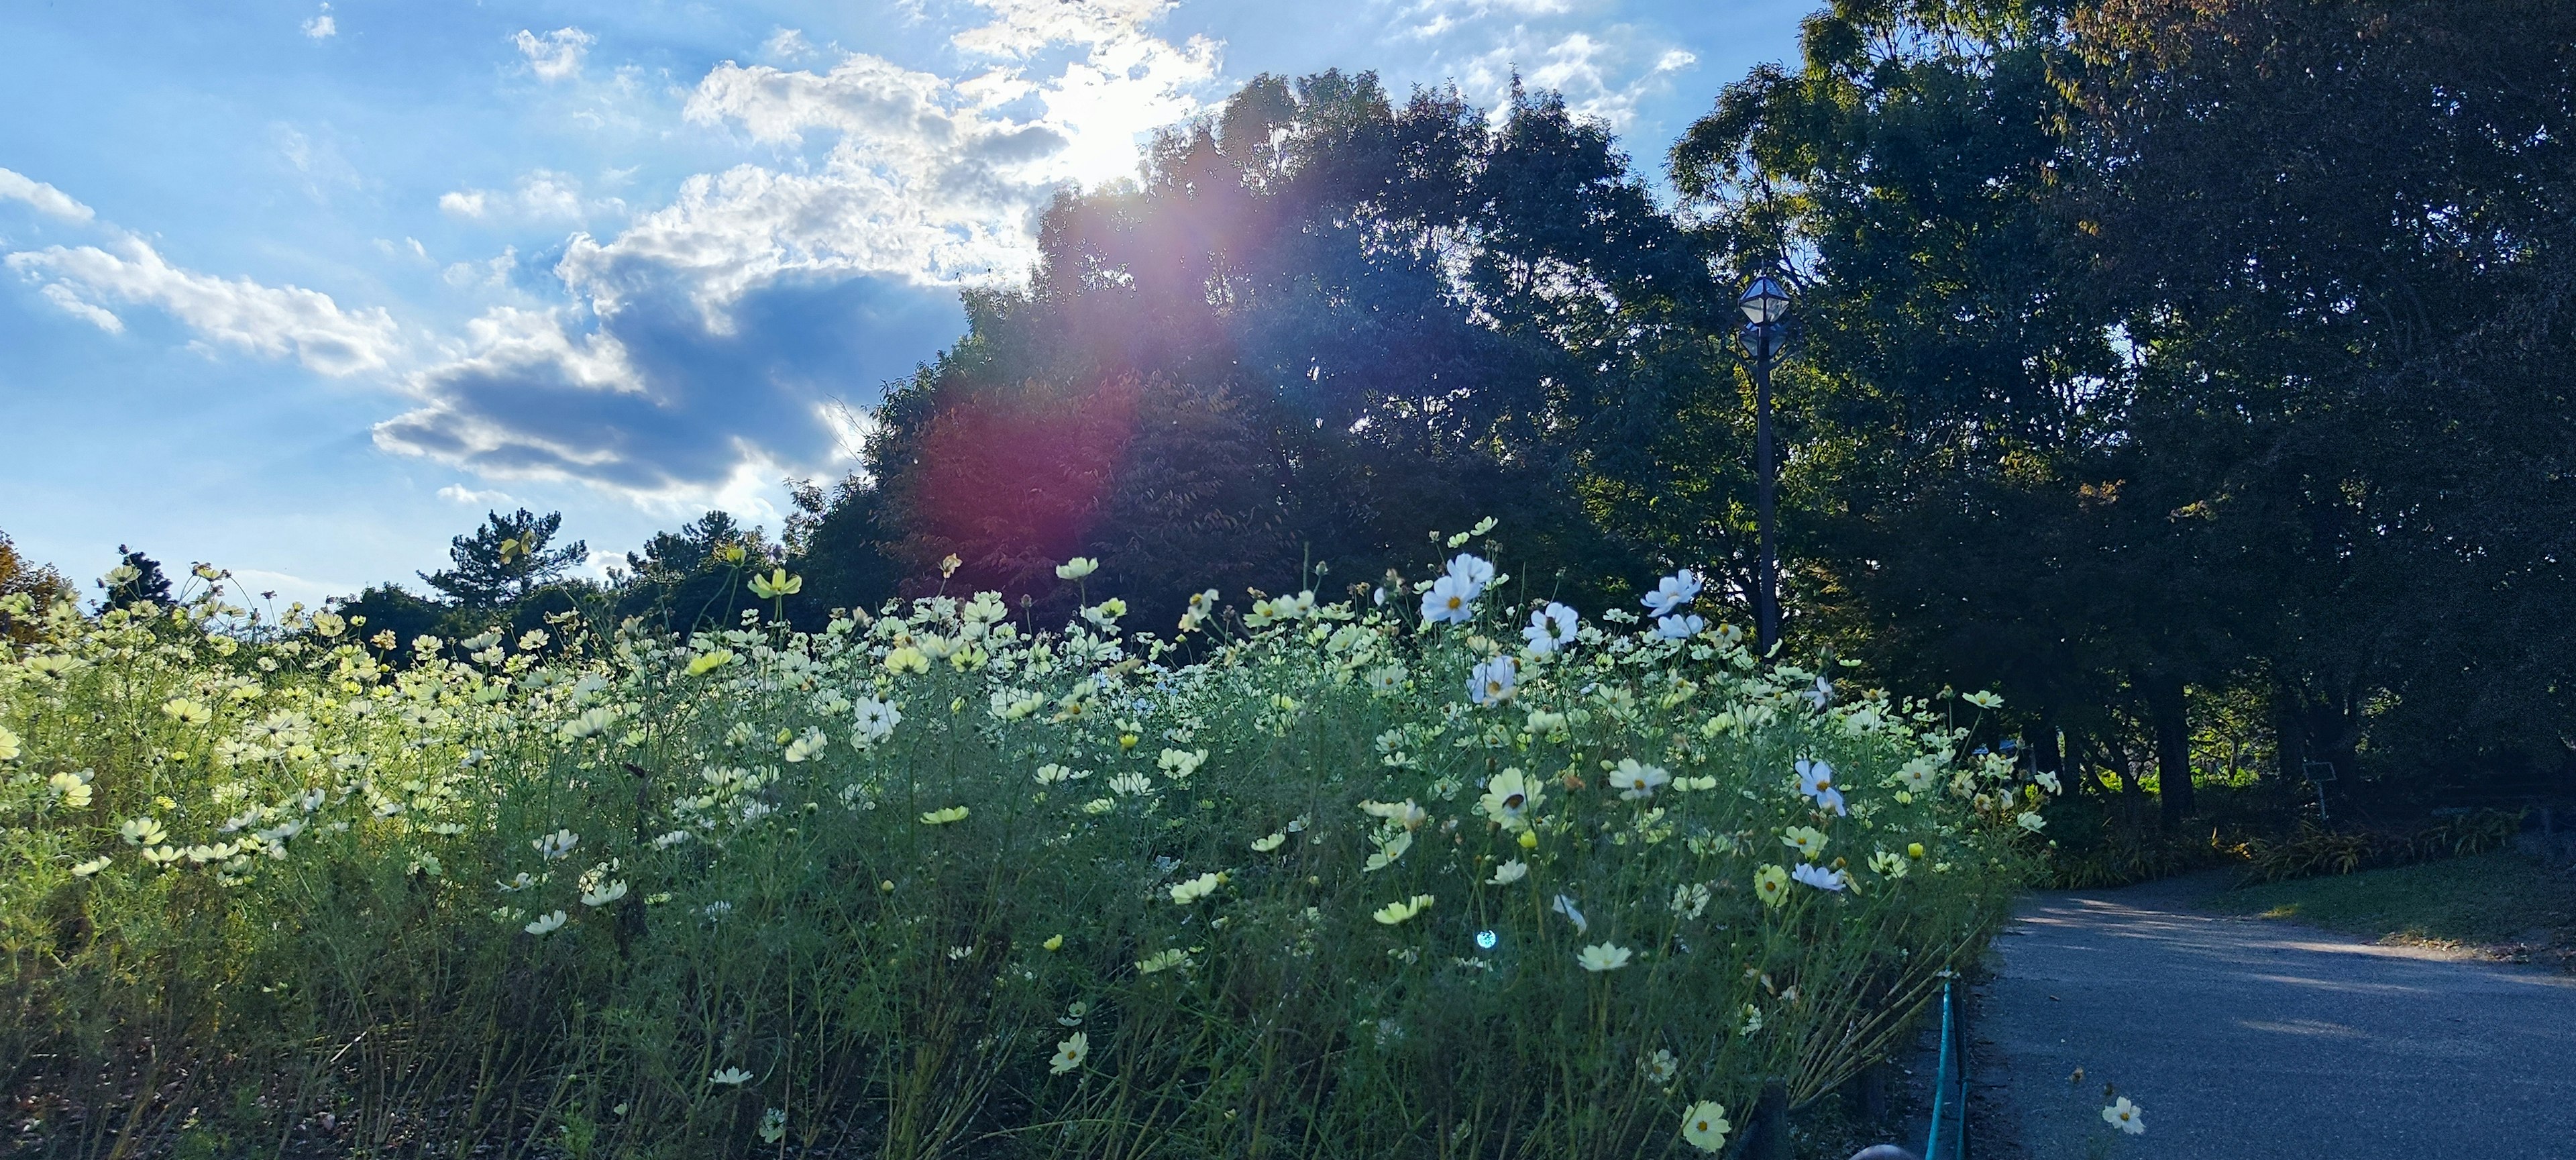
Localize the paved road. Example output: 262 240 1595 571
1981 875 2576 1159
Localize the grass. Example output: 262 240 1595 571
2205 851 2576 948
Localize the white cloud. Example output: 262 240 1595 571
8 233 400 375
0 166 95 223
384 0 1224 499
38 282 122 332
514 27 596 83
437 170 616 222
437 484 516 506
302 6 337 40
1452 25 1697 129
763 28 814 60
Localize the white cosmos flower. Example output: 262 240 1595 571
1576 943 1633 972
1421 574 1479 625
2017 811 2047 832
1169 872 1224 904
1652 613 1705 641
1468 655 1517 706
1477 768 1544 829
1521 602 1579 654
533 829 580 861
710 1067 753 1086
1050 1031 1089 1075
1552 894 1589 935
2102 1096 2143 1135
1642 570 1703 616
783 728 828 763
1608 759 1670 800
523 910 569 935
1488 858 1529 886
1681 1101 1733 1153
1790 863 1848 892
1795 758 1847 816
1444 552 1495 596
1054 557 1099 580
852 697 901 744
580 880 629 907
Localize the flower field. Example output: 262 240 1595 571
1 538 2041 1158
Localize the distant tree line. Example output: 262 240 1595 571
16 0 2562 825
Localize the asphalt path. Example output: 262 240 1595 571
1980 874 2576 1159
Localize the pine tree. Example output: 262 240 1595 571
420 509 587 609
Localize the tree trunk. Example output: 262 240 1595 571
2147 672 2196 825
2033 709 2063 788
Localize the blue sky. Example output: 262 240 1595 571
0 0 1808 605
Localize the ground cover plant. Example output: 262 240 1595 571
2209 852 2576 955
1 536 2043 1158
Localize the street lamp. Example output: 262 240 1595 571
1739 274 1790 655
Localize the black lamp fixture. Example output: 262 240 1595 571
1738 274 1792 654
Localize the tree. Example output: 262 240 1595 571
420 509 588 610
102 545 173 611
851 70 1739 621
0 530 72 647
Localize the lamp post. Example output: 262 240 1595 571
1739 274 1790 655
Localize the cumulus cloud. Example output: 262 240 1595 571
514 28 596 83
376 0 1220 501
0 166 95 223
302 5 336 39
9 233 399 374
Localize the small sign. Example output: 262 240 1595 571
2302 759 2337 784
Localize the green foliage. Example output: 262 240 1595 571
420 507 589 609
2208 851 2576 950
0 545 2038 1158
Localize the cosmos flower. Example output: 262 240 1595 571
1372 894 1435 925
1169 872 1224 904
1251 832 1287 853
1421 574 1479 625
1468 655 1517 706
1478 768 1544 829
1681 1102 1732 1153
2102 1097 2144 1135
1522 602 1579 654
1781 826 1828 859
2017 811 2047 832
1444 553 1495 596
1488 859 1529 886
580 880 629 907
1654 614 1705 640
1754 865 1791 908
710 1067 753 1086
533 830 580 861
1642 570 1703 616
1964 690 2004 709
852 697 902 744
523 910 569 935
1576 943 1633 972
1608 759 1671 800
747 570 802 600
1055 557 1099 581
1791 863 1848 892
919 806 971 826
1795 758 1847 816
1050 1032 1089 1075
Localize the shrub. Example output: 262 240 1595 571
0 551 2039 1158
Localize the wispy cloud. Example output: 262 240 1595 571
0 166 95 223
302 4 337 40
513 27 595 83
9 231 399 374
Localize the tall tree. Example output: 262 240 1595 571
420 509 588 610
